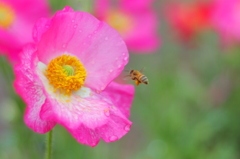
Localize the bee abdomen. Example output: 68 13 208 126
140 75 149 84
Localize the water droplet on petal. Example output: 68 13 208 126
124 57 128 61
79 30 82 33
105 37 108 40
109 135 118 142
122 52 126 56
109 69 113 73
73 24 77 28
118 64 121 68
96 90 102 94
124 125 131 131
72 19 75 23
62 44 66 48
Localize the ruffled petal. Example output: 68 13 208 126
40 95 111 130
14 44 56 133
100 82 134 117
69 108 132 147
39 82 133 146
36 6 128 91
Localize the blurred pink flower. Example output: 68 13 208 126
94 0 160 53
211 0 240 44
14 6 134 147
165 1 212 41
0 0 50 63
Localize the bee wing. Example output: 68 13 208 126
123 68 132 73
122 75 131 80
140 67 145 73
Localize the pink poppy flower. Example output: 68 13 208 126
14 6 134 147
165 1 212 41
94 0 160 53
0 0 50 63
211 0 240 44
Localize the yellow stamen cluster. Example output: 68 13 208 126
0 3 15 29
45 55 87 96
106 10 133 34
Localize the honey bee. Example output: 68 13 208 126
124 68 149 86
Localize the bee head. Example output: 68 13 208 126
130 70 134 74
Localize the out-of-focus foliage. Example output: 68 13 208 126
1 0 240 158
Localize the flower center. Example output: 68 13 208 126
0 2 15 29
106 10 133 34
45 55 87 96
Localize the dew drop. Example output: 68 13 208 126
109 69 113 73
105 37 108 40
122 52 126 56
109 135 118 141
62 44 66 48
73 24 77 28
124 57 128 61
88 35 92 38
96 90 102 94
79 30 82 33
72 19 75 23
118 64 121 68
124 125 131 131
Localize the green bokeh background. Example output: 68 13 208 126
1 0 240 158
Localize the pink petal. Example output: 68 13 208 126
36 7 129 91
125 9 160 52
211 0 240 40
69 110 132 147
40 96 111 130
101 82 134 117
67 125 101 147
120 0 154 11
32 18 51 42
2 0 50 20
0 0 50 63
40 82 133 146
94 0 111 19
14 44 56 133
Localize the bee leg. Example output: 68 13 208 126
135 80 140 86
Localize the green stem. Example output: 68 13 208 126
45 130 53 159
